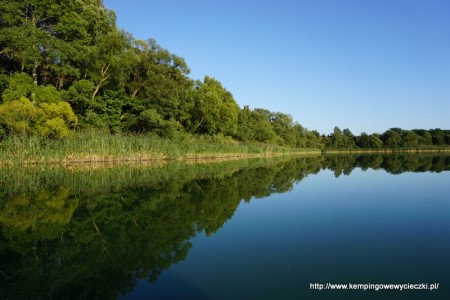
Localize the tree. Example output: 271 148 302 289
137 108 182 137
0 0 116 89
292 123 307 148
402 130 419 148
126 39 194 130
382 129 402 148
342 128 356 149
235 106 278 143
412 129 433 146
270 112 297 146
0 73 77 138
190 76 239 136
429 129 445 145
305 130 324 149
330 126 344 148
87 29 128 102
251 108 299 145
356 132 383 148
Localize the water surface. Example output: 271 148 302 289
0 154 449 299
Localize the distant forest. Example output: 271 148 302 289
0 1 449 149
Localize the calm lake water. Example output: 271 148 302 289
0 154 449 299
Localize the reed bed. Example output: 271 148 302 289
0 132 320 165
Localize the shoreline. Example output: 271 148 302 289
1 147 449 167
322 148 450 154
0 150 322 167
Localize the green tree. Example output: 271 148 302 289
330 126 344 148
429 129 445 145
412 129 433 146
128 39 194 131
292 123 308 148
382 129 403 148
402 130 419 147
356 132 383 148
190 76 239 136
305 130 324 149
235 106 278 143
1 73 35 102
87 29 128 102
0 0 116 89
137 109 182 137
342 128 356 148
0 73 78 138
270 112 297 146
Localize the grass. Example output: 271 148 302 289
2 132 447 166
0 131 320 165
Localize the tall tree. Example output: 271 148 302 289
0 73 78 138
330 126 343 148
0 0 116 90
190 76 239 136
235 106 278 143
382 129 402 148
342 128 356 148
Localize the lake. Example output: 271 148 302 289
0 154 449 299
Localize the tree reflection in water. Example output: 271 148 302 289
0 154 449 299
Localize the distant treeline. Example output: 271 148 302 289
0 1 449 150
319 127 450 150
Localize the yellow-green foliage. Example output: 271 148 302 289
0 97 78 139
37 117 71 139
37 102 78 138
0 97 38 135
0 74 78 139
0 186 78 231
1 73 34 102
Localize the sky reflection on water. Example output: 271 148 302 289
128 168 450 300
0 155 449 299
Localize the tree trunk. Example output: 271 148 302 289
91 64 111 102
31 64 38 102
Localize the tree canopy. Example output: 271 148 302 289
0 0 449 149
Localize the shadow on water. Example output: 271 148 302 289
119 271 213 300
0 153 449 299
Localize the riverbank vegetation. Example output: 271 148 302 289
0 1 449 163
0 131 320 165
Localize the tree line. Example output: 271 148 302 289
320 127 450 150
0 1 449 149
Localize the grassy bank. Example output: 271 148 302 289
2 132 449 166
0 132 320 165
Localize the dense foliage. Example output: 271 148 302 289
321 126 450 150
0 1 449 149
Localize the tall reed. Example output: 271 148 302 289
0 131 320 165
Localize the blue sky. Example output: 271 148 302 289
103 0 450 134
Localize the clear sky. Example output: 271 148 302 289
103 0 450 135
